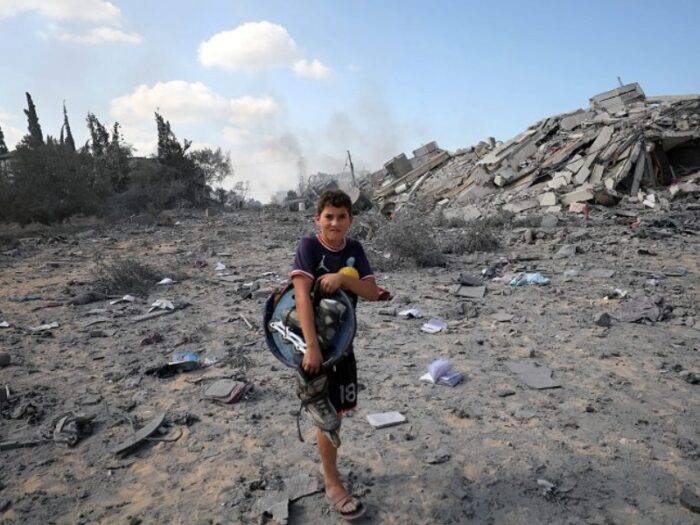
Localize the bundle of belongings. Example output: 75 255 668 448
263 284 356 448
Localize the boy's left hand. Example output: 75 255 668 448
318 273 344 294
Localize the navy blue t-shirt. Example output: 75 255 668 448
290 234 374 306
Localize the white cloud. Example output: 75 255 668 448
110 81 279 125
229 96 279 124
198 21 300 72
198 21 332 80
53 26 142 44
118 123 156 156
223 127 251 145
292 59 332 80
0 0 121 23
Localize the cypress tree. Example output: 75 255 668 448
23 92 44 147
62 102 76 152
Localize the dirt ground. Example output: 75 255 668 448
0 205 699 525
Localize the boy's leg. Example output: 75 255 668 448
317 424 360 515
319 353 362 515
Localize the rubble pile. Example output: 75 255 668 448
366 83 700 218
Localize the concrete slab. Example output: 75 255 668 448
504 199 538 213
560 111 595 131
590 164 605 185
561 188 594 205
589 126 614 154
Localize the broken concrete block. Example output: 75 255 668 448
590 164 605 185
503 199 538 214
588 126 614 154
493 166 520 187
590 83 645 110
545 205 562 214
560 111 595 131
384 153 412 178
547 170 572 190
561 188 594 205
539 192 557 207
565 155 585 174
574 165 591 185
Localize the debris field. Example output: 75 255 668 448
1 200 699 524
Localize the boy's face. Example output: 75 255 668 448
315 204 353 246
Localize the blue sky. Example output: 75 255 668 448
1 0 699 200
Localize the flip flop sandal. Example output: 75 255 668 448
330 493 366 521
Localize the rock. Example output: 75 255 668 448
555 244 578 259
594 313 612 327
0 353 10 367
680 486 700 513
497 389 516 397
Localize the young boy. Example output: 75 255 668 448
290 189 379 520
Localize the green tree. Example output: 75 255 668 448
86 112 109 157
106 122 131 191
154 111 203 203
23 92 43 148
0 124 7 154
188 147 232 186
4 139 97 224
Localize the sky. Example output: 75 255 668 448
1 0 699 201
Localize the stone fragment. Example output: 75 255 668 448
680 486 700 514
539 192 557 207
555 244 577 259
594 312 612 327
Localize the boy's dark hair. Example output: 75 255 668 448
316 189 352 216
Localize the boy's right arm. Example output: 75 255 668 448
292 275 323 375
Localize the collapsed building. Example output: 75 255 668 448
365 83 700 218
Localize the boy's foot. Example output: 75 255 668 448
326 485 366 521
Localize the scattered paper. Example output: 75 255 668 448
0 321 10 328
421 318 447 334
149 299 175 312
110 294 136 305
420 359 464 386
399 308 423 319
157 278 175 285
215 262 226 271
